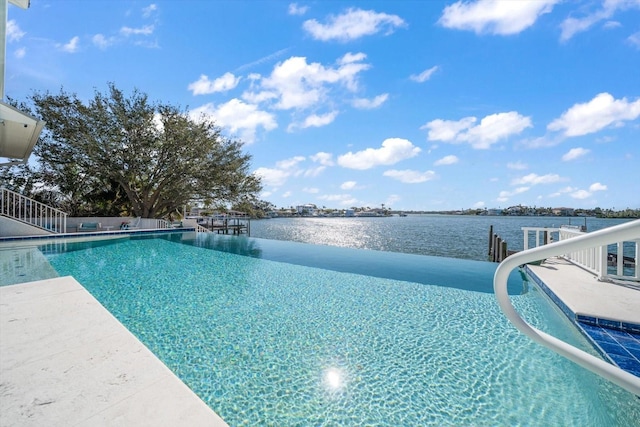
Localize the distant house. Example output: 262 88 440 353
486 208 503 216
296 204 317 216
506 206 524 215
552 207 575 216
345 209 356 217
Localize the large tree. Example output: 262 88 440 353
26 83 261 218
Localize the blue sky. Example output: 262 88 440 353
5 0 640 211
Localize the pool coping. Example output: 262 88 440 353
522 261 640 378
0 276 229 426
0 227 197 243
523 263 640 334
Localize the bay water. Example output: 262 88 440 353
249 215 632 261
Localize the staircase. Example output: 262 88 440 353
1 187 67 234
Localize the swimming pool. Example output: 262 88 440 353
2 232 639 425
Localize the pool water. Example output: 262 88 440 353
15 233 640 425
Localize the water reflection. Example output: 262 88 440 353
322 367 346 392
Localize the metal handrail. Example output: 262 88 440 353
494 219 640 395
1 187 68 233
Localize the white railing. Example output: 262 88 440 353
522 225 639 282
495 220 640 395
195 224 210 233
559 226 639 282
156 219 171 229
1 187 67 233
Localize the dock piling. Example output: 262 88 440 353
488 226 509 263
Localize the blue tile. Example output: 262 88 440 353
577 315 598 326
583 328 618 344
598 318 622 330
598 341 632 358
611 333 640 347
621 322 640 333
612 356 640 377
625 346 640 359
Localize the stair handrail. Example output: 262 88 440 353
494 219 640 396
0 187 68 233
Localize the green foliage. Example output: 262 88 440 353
17 83 261 218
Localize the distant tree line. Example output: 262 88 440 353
442 207 639 218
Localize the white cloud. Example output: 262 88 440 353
589 182 607 192
301 111 339 128
318 194 358 206
423 117 476 141
423 111 532 149
562 147 590 161
61 36 80 53
511 173 563 186
352 94 388 109
254 167 289 187
410 66 439 83
384 169 437 184
472 201 486 208
560 0 640 41
434 155 459 166
120 25 154 36
288 3 309 16
277 156 306 170
7 20 25 42
142 4 158 18
14 47 26 59
92 34 116 49
188 73 240 95
257 54 371 110
189 99 277 144
519 135 563 149
629 31 640 49
507 161 528 170
497 186 530 202
237 48 291 72
303 187 320 193
302 8 406 42
304 166 326 177
548 93 640 137
310 152 334 166
341 181 358 190
253 155 308 187
570 189 591 199
242 88 278 104
337 138 421 170
439 0 558 35
549 186 576 197
603 20 622 29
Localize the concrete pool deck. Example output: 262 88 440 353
0 276 228 427
526 257 640 326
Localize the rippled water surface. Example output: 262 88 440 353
249 215 631 261
43 233 640 426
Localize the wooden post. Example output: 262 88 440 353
544 230 549 245
500 241 508 262
491 234 496 261
488 225 493 255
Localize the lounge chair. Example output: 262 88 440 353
120 217 141 230
78 222 101 232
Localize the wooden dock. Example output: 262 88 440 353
200 217 250 236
